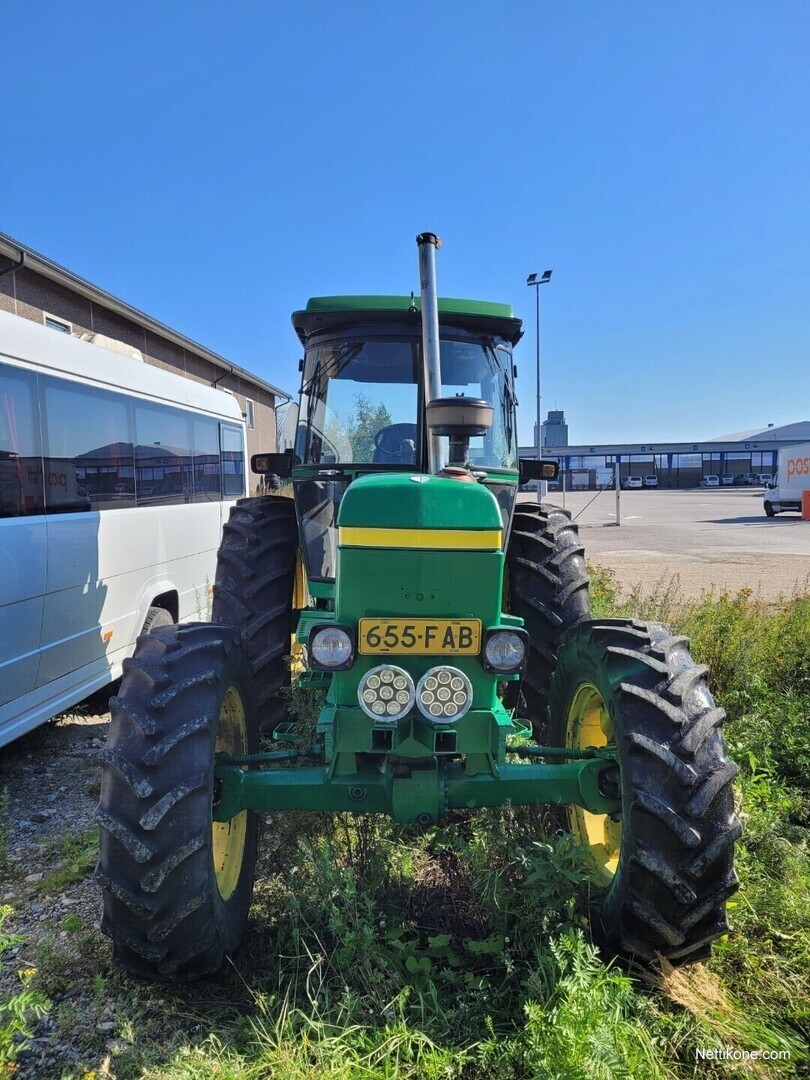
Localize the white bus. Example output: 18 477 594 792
0 309 248 748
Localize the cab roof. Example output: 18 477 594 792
292 295 523 346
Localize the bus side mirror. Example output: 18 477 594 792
251 449 294 477
519 458 560 482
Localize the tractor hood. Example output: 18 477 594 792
337 473 503 536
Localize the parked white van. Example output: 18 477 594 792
763 443 810 516
0 311 248 748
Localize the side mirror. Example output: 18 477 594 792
519 458 560 482
251 449 294 477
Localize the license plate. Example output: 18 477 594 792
358 618 481 655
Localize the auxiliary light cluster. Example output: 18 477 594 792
357 663 473 725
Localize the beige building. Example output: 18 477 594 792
0 232 288 475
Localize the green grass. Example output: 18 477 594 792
38 827 99 893
5 577 808 1078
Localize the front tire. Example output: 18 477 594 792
506 502 591 737
96 623 258 980
764 501 776 517
548 620 740 966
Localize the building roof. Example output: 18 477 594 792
0 232 289 401
707 421 810 442
521 420 810 459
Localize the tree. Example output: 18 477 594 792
346 394 393 463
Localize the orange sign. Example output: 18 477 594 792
786 454 810 480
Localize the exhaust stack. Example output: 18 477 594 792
417 232 444 473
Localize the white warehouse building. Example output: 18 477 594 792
520 416 810 490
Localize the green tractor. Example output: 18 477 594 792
96 234 740 980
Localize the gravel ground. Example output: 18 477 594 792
587 551 810 600
0 705 112 1076
1 697 271 1078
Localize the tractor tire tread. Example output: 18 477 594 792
506 502 591 736
549 620 740 966
96 623 258 981
212 496 297 733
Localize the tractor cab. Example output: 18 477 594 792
290 296 523 585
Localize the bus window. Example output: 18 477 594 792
192 417 221 502
220 424 245 497
134 402 193 505
0 367 44 517
42 378 133 512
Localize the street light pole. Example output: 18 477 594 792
526 269 553 497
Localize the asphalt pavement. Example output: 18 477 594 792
518 487 810 598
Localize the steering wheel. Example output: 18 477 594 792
373 423 418 462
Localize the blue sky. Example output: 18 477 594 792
3 1 809 445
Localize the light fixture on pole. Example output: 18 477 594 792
526 269 553 496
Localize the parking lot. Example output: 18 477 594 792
521 487 810 598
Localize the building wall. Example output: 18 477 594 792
552 451 779 490
0 256 277 480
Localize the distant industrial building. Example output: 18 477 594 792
0 233 288 466
541 409 568 448
520 420 810 489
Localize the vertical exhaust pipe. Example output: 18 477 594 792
417 232 444 473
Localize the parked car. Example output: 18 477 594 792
644 475 658 488
720 474 734 485
754 473 773 486
734 472 757 485
621 475 643 489
700 475 720 488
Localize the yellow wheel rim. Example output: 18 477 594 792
289 551 307 679
212 685 248 901
566 683 621 884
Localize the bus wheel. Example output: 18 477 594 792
548 620 740 966
96 623 258 981
140 606 173 635
212 496 298 733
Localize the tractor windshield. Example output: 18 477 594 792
296 340 420 467
294 335 517 470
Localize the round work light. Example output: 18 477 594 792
358 665 415 722
416 666 473 723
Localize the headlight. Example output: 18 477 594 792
358 664 415 722
482 629 528 673
416 666 473 723
309 626 354 669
